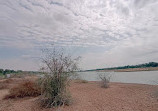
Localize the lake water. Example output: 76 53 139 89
77 71 158 85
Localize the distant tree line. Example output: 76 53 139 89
0 69 42 76
0 69 22 75
86 62 158 71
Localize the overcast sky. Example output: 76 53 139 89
0 0 158 71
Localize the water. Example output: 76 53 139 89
77 71 158 85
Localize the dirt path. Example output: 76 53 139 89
0 82 158 111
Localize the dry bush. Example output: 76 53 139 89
0 83 7 90
0 78 15 90
3 78 14 84
99 74 111 88
80 80 88 83
0 76 3 80
39 76 72 107
4 80 41 99
1 78 24 85
39 72 74 107
39 47 80 108
10 73 25 78
74 78 88 83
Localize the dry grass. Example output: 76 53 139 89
4 80 41 99
0 79 13 90
9 73 26 78
2 78 14 84
80 80 88 83
0 76 3 80
74 79 88 83
0 78 16 90
0 83 7 90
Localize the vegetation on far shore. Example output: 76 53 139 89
84 62 158 72
1 62 158 77
0 69 42 77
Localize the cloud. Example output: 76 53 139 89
0 58 39 71
0 0 158 70
80 26 158 69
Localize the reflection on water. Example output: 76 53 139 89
78 71 158 85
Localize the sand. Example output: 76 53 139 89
0 81 158 111
101 67 158 72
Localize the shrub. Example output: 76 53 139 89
39 75 72 107
99 74 111 88
39 47 80 108
4 80 41 99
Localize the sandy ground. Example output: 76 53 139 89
101 67 158 72
0 80 158 111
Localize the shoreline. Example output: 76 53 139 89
97 67 158 72
87 81 158 86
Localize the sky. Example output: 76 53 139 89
0 0 158 71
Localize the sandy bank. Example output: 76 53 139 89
0 81 158 111
101 67 158 72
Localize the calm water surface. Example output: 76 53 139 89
78 71 158 85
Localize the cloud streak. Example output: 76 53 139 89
0 0 158 70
